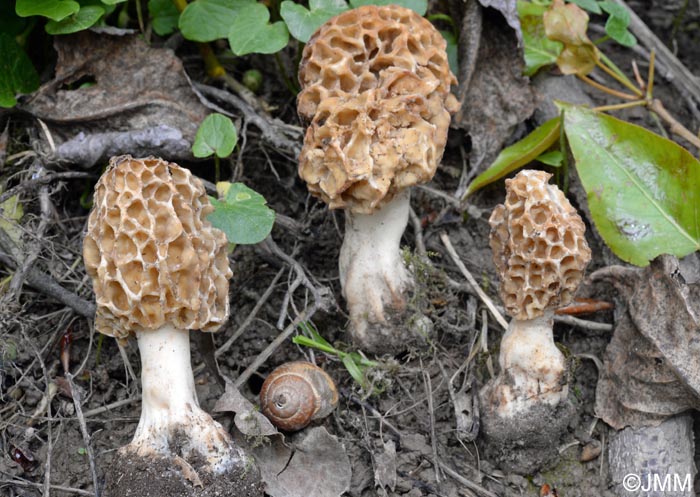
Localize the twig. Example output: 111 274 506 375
553 314 613 332
439 233 508 331
648 98 700 150
65 374 100 497
409 207 427 258
421 362 442 484
83 397 140 418
340 388 403 441
437 459 498 497
0 171 91 205
0 477 94 496
234 302 323 388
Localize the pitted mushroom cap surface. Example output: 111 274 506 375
83 156 232 340
489 170 591 320
297 4 459 214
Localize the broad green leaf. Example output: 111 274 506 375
100 0 126 4
0 194 24 246
148 0 179 35
604 14 636 47
465 117 561 196
208 182 275 244
518 0 563 76
349 0 427 16
16 0 80 21
280 0 348 43
562 105 700 266
0 33 40 108
228 3 289 55
179 0 254 42
569 0 601 14
192 113 237 158
440 30 459 76
536 150 563 166
46 5 104 34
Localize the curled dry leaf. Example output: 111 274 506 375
593 254 700 429
542 0 599 75
215 382 352 497
20 31 209 167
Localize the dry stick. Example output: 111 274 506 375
648 98 700 150
0 477 93 496
436 460 498 497
609 0 700 103
421 363 442 484
439 233 508 331
555 314 612 332
65 374 100 497
233 302 323 389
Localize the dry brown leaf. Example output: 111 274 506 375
593 255 700 429
543 0 599 75
19 31 209 167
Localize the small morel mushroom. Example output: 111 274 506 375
83 156 262 495
480 169 591 473
297 5 459 353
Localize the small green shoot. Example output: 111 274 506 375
192 113 238 159
294 321 378 390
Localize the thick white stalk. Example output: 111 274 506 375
339 190 412 346
490 311 567 414
130 325 241 474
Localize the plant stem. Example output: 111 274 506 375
597 52 642 96
577 74 638 100
647 99 700 150
214 156 221 183
135 0 145 33
646 50 656 100
592 101 645 112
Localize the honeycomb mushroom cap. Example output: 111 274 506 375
297 5 459 214
83 156 232 340
489 170 591 320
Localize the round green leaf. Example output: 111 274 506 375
16 0 80 21
46 5 104 34
208 183 275 244
228 3 289 55
179 0 254 42
192 113 238 158
348 0 427 16
148 0 179 35
0 33 40 108
280 0 348 43
562 104 700 266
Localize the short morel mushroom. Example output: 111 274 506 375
480 170 591 473
297 5 459 353
83 156 261 494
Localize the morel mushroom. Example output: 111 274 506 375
83 156 261 493
297 5 459 353
480 170 591 473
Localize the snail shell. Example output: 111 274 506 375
260 361 339 431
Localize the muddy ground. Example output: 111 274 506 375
1 1 699 496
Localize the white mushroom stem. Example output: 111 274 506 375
130 324 241 474
339 190 412 344
490 311 567 414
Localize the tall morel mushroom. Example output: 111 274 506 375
480 169 591 473
83 156 261 494
297 5 459 353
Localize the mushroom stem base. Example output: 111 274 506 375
339 191 431 353
130 325 244 474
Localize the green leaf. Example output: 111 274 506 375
464 117 561 196
100 0 126 4
280 0 348 43
16 0 80 21
348 0 427 16
0 194 24 246
604 14 636 47
46 5 104 34
148 0 179 35
192 113 238 158
342 354 367 389
228 3 289 55
208 182 275 244
562 105 700 266
440 30 459 76
536 150 563 166
569 0 601 14
0 33 40 108
179 0 254 42
518 0 563 76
